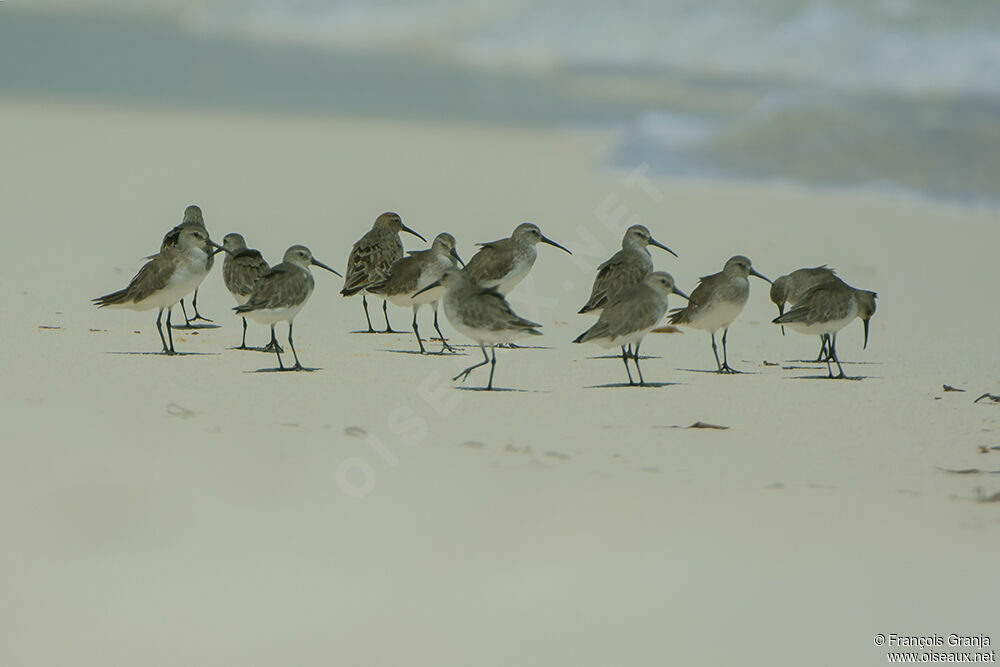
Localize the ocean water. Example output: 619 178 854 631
5 0 1000 205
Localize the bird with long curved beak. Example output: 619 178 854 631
772 280 877 379
579 224 678 315
462 222 572 296
341 212 427 333
365 232 465 354
668 255 771 374
236 245 342 371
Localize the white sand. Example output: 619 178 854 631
2 102 999 666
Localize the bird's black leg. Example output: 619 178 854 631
626 344 634 360
815 335 830 362
822 334 833 377
272 324 284 370
634 340 646 385
829 333 847 379
720 327 740 373
621 346 635 385
179 298 191 327
190 289 213 322
362 294 375 333
382 299 398 333
155 308 169 353
487 345 497 390
711 332 723 373
432 303 455 353
288 321 303 370
165 307 176 354
453 344 490 383
264 327 284 353
238 316 248 349
412 306 426 355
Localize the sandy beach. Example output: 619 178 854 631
2 101 999 666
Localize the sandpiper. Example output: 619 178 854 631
365 233 464 354
773 281 877 379
668 255 771 373
235 245 342 371
579 224 677 314
341 212 426 333
94 225 225 354
574 272 688 386
156 205 215 327
770 265 840 360
463 222 571 295
221 233 281 352
414 269 542 390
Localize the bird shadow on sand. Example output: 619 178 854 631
246 366 323 374
229 346 285 353
170 323 221 330
784 373 877 381
454 386 550 393
349 330 406 335
587 354 663 361
106 351 218 356
585 381 681 389
676 367 762 375
378 348 468 357
786 359 882 365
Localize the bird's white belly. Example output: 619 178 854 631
787 309 857 337
496 257 532 295
451 319 532 345
687 299 746 333
243 302 306 325
593 325 656 350
408 283 443 308
231 292 251 306
128 263 207 311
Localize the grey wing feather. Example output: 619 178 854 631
464 240 515 283
580 285 661 342
668 273 719 324
224 249 269 297
93 254 175 306
236 264 310 312
581 254 647 312
775 285 849 324
465 289 541 332
342 232 402 295
366 254 423 296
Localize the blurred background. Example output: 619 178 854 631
3 0 999 205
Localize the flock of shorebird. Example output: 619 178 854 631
94 205 877 389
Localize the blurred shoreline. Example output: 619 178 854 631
4 6 998 208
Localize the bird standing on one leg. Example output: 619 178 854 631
668 255 771 374
341 212 426 333
236 245 342 371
